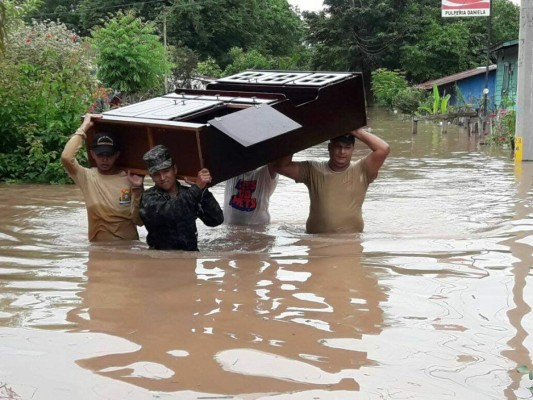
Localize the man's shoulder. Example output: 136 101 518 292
142 185 164 199
307 160 329 173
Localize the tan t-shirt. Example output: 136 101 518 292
297 159 369 234
62 134 141 242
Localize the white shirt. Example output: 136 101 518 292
223 166 278 225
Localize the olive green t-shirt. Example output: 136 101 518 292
296 159 369 234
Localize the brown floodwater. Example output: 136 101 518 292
1 108 533 399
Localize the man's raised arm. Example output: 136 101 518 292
273 154 301 181
351 128 390 183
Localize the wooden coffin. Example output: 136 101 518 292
86 70 367 184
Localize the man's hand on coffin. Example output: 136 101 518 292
127 171 144 188
184 168 213 190
80 113 102 133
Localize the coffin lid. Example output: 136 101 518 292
208 104 302 147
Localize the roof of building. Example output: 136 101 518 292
416 65 497 90
492 39 519 52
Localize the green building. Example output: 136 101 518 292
493 39 519 110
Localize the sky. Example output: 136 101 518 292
288 0 323 12
288 0 520 12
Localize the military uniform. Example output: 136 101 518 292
139 145 223 251
140 182 223 250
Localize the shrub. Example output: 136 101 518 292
486 107 516 149
0 20 97 183
394 87 428 115
371 68 408 109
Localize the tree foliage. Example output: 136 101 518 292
165 0 305 67
90 10 172 99
0 0 522 183
196 56 223 79
167 45 200 89
222 47 274 76
305 0 519 84
0 1 6 55
0 20 96 183
78 0 162 34
371 69 408 108
400 21 477 82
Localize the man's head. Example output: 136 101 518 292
143 145 178 193
90 133 120 174
330 134 355 146
328 134 355 172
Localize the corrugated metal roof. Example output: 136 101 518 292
416 65 497 90
492 39 519 52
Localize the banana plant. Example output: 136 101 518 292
418 84 451 115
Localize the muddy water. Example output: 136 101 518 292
1 108 533 399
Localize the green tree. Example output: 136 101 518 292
371 68 408 108
250 0 305 57
90 10 173 100
79 0 163 34
400 21 477 82
195 56 223 79
2 0 43 54
0 20 97 183
303 0 404 99
167 45 200 89
397 0 518 82
0 1 6 55
26 0 83 33
222 47 273 76
165 0 304 67
304 0 519 89
29 0 163 35
465 0 519 47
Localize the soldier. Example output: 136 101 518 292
139 145 223 250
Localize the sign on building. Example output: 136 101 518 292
442 0 491 17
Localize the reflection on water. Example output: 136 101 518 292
0 108 532 399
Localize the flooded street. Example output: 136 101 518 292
1 107 533 399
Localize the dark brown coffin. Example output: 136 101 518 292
86 70 367 184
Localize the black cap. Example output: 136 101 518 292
91 133 118 155
143 145 174 175
330 134 355 145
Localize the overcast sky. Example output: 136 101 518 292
288 0 323 12
288 0 520 12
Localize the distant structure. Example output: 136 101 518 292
417 65 496 111
493 40 519 110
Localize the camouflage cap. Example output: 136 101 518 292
143 145 174 175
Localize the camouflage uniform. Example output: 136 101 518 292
139 183 223 251
139 144 223 251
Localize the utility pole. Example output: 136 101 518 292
163 8 168 94
481 0 493 134
515 1 533 161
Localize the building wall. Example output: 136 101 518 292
495 46 519 109
454 71 496 110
